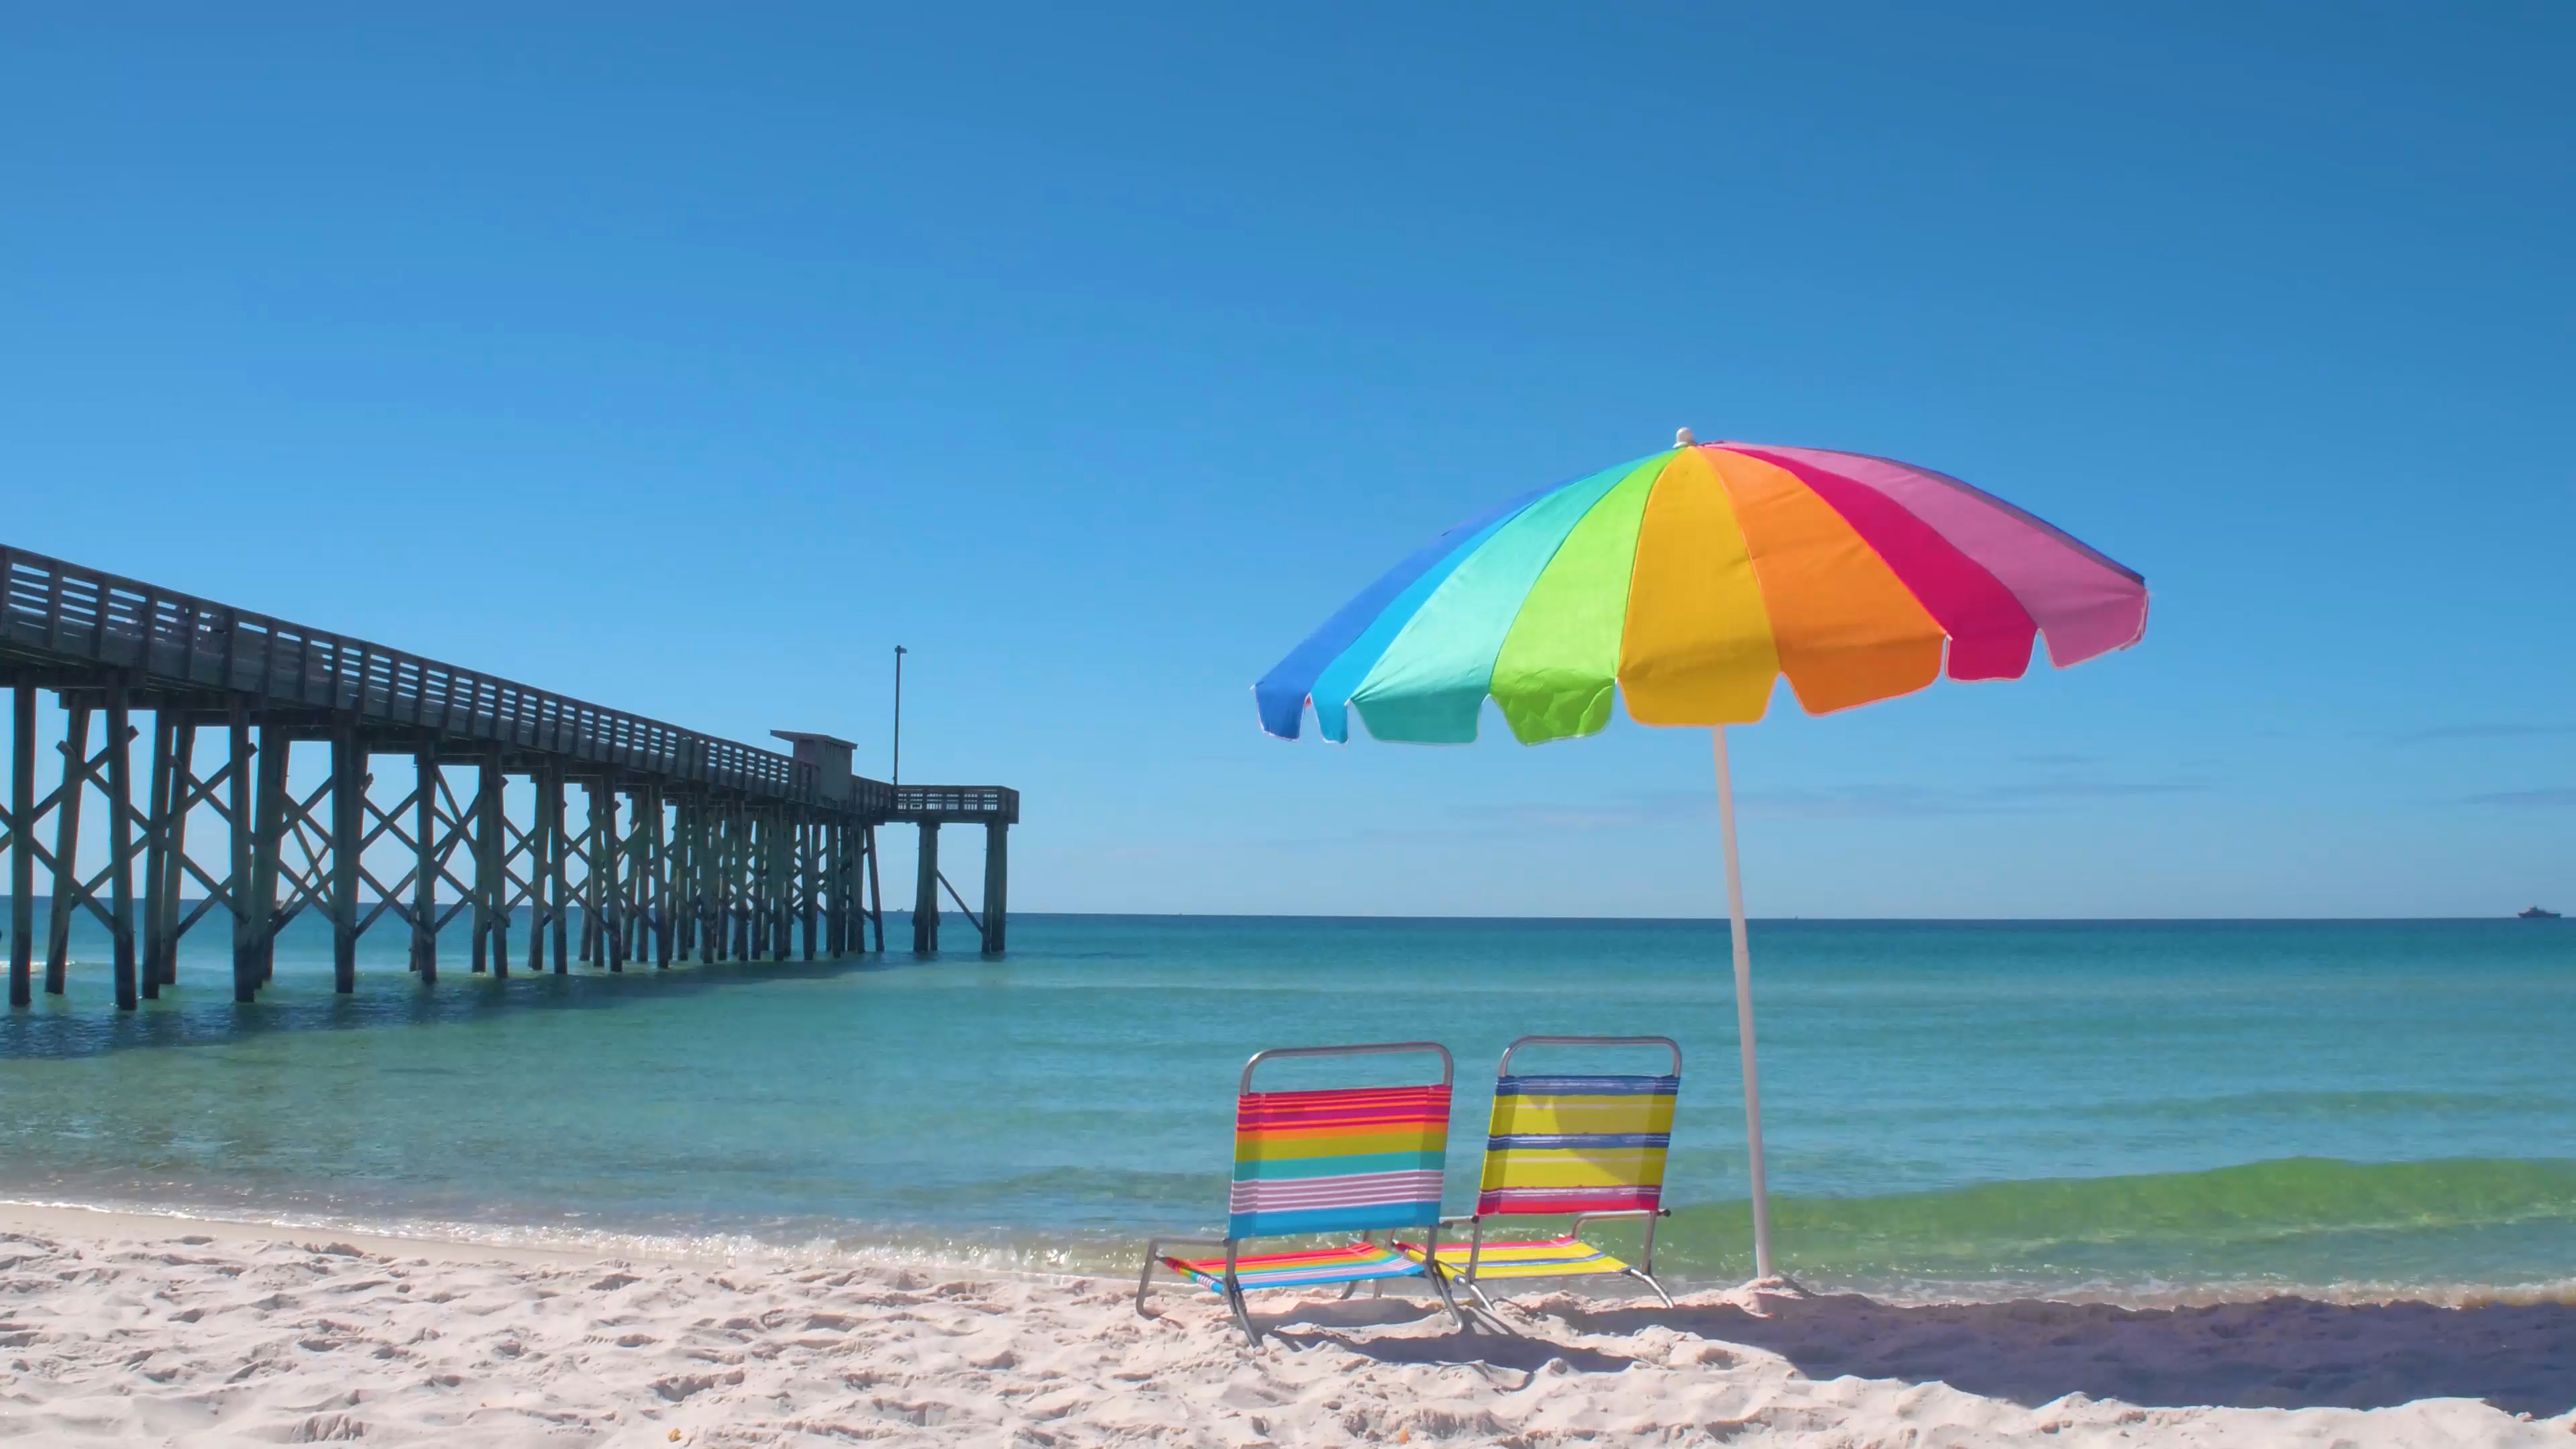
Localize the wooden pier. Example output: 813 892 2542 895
0 545 1017 1011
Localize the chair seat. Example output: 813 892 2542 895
1163 1240 1429 1293
1393 1232 1633 1280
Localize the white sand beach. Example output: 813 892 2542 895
0 1203 2567 1446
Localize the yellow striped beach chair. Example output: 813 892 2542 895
1398 1036 1680 1309
1136 1042 1467 1346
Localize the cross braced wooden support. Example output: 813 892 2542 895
490 769 542 972
144 718 234 990
133 715 246 991
46 700 99 991
352 780 433 940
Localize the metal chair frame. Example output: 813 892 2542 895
1137 1040 1466 1346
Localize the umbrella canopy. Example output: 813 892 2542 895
1254 432 2147 1284
1256 437 2146 747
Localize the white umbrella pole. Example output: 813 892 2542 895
1712 726 1776 1281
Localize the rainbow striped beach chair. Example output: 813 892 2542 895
1399 1036 1681 1309
1136 1042 1467 1346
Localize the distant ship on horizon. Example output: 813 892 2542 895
2518 906 2561 920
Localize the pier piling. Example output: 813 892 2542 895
913 822 940 956
865 825 885 953
105 684 138 1010
248 716 286 994
142 706 172 1000
547 767 570 973
8 685 32 1006
412 748 439 984
46 698 89 997
983 822 1008 957
330 718 359 994
156 717 197 990
227 702 254 1001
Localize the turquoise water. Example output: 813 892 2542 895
0 913 2569 1300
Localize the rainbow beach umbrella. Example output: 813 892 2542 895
1255 430 2148 1281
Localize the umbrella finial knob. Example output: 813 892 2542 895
1675 427 1696 447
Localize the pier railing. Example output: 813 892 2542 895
891 785 1020 824
0 545 924 812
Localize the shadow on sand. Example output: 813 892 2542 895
1542 1291 2576 1416
1233 1287 2576 1416
1262 1297 1642 1374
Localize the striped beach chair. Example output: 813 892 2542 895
1136 1042 1467 1346
1399 1036 1680 1309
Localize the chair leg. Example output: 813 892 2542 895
1625 1267 1675 1309
1226 1283 1260 1347
1137 1238 1231 1321
1461 1274 1500 1315
1135 1243 1162 1317
1426 1263 1469 1332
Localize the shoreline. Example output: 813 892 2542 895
8 1193 2571 1314
3 1200 2569 1445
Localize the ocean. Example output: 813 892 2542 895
0 912 2568 1303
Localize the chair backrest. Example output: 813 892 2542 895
1226 1042 1453 1242
1476 1036 1681 1218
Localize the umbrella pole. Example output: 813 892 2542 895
1713 726 1776 1281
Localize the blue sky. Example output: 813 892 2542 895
3 5 2568 917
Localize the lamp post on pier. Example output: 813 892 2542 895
892 645 907 786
